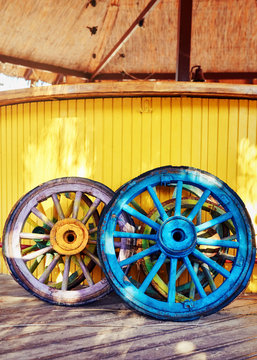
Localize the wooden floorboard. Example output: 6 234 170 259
1 274 257 359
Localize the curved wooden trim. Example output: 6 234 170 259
0 81 257 106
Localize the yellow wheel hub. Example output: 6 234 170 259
50 218 88 255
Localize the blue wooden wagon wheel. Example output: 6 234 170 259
98 166 256 320
140 197 233 299
3 177 129 305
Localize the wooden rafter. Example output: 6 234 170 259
0 54 90 80
176 0 193 81
90 0 161 81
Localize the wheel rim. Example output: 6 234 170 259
3 177 117 305
98 166 256 320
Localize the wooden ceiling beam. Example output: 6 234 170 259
90 0 161 81
176 0 193 81
0 54 90 80
24 68 33 80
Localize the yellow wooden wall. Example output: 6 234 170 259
1 97 257 290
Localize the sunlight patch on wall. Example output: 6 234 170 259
23 117 91 191
238 138 257 239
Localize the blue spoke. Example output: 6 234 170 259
189 262 199 299
174 181 183 216
197 238 239 248
139 253 166 294
119 244 159 267
176 263 187 280
114 231 157 241
184 256 207 298
193 249 231 278
201 263 217 292
196 212 232 233
168 258 177 303
123 204 160 231
147 185 168 221
187 190 211 221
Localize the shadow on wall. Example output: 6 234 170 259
238 138 257 240
23 117 92 191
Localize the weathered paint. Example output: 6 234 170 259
98 166 256 320
0 97 257 292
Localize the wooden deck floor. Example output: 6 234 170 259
1 274 257 360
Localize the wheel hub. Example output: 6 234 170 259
159 216 197 257
50 218 88 255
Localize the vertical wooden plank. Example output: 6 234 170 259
0 106 8 273
217 99 229 183
236 99 248 196
121 98 132 184
158 97 172 166
77 99 89 178
131 98 142 178
141 97 152 174
151 98 161 169
30 102 38 189
102 98 113 188
17 104 24 199
6 106 12 215
200 99 208 172
170 97 181 165
43 101 53 181
11 105 18 207
248 101 257 146
181 97 192 166
191 98 202 168
227 99 239 191
207 99 218 176
112 98 122 190
85 99 94 180
94 98 103 182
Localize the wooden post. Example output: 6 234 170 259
176 0 193 81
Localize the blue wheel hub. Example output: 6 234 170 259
159 216 197 257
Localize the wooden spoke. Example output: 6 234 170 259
72 191 82 219
82 248 101 267
184 256 207 298
196 212 232 233
81 198 101 224
174 181 183 216
75 254 94 286
187 190 211 221
22 246 53 262
201 263 217 292
139 253 166 294
147 185 168 221
193 249 231 278
113 231 157 240
29 254 45 274
20 233 50 240
119 244 159 267
52 193 65 220
31 207 54 228
168 258 177 303
123 204 160 231
189 262 199 299
61 256 71 291
39 254 61 283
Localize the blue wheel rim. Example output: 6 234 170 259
98 166 256 321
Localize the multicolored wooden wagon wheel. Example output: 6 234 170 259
98 166 256 321
3 177 130 305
